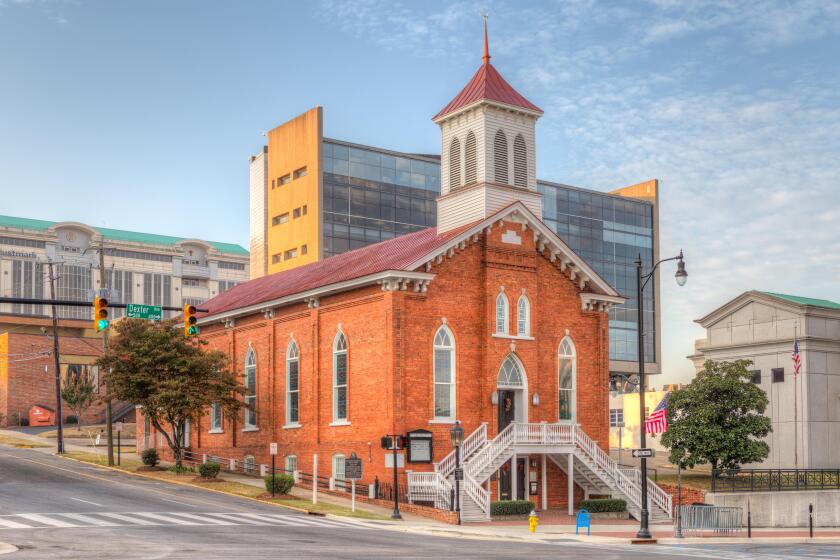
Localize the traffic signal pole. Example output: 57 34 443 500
47 260 65 454
98 242 114 467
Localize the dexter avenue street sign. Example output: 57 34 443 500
126 303 163 321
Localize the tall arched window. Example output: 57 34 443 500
494 130 508 184
498 354 525 387
517 295 530 336
285 340 300 426
513 134 527 187
433 326 456 420
558 337 576 422
333 331 348 422
244 348 257 429
449 138 462 189
495 292 509 334
464 131 477 185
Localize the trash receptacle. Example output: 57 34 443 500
29 405 55 427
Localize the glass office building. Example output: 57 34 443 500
321 140 440 258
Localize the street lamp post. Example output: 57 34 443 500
450 421 465 525
635 249 687 540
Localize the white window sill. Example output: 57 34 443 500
329 420 351 427
283 423 302 430
429 419 456 424
242 426 260 432
208 428 224 434
492 333 535 341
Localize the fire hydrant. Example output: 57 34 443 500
529 510 539 533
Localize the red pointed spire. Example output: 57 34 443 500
483 14 490 65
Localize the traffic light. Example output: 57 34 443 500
93 297 109 332
183 304 199 337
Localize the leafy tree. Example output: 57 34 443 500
61 368 97 430
97 318 244 468
661 359 771 471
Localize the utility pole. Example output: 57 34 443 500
47 260 64 454
99 237 114 467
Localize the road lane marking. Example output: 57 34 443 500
160 497 197 508
71 497 103 507
204 513 273 526
257 513 368 529
166 512 237 525
132 512 202 525
0 517 32 529
59 513 119 526
16 513 78 528
97 512 160 526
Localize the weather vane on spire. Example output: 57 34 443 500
481 10 490 65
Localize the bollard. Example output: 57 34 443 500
529 510 539 533
809 503 813 538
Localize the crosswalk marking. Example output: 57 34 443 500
16 514 78 528
0 511 373 531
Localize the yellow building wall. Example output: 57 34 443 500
610 178 658 205
265 107 322 274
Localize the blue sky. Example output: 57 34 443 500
1 0 839 383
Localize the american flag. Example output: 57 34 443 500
792 337 801 376
644 392 670 434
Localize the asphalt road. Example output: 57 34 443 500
1 445 839 559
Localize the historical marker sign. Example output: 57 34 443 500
126 303 163 321
269 442 278 456
345 453 363 480
631 448 655 459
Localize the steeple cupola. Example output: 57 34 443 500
434 18 544 233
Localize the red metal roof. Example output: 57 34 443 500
433 62 542 120
198 223 476 318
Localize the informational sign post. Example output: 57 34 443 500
115 421 124 466
345 452 363 512
269 442 278 497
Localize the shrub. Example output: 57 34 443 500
264 473 295 495
490 500 534 516
168 464 195 474
141 448 160 467
579 498 626 513
198 462 221 479
65 415 78 425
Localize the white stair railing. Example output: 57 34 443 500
406 471 452 510
462 473 489 520
435 423 487 477
464 423 515 479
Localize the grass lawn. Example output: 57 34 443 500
656 473 713 491
41 423 136 439
58 452 389 521
0 434 52 448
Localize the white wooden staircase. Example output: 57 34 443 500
407 422 672 523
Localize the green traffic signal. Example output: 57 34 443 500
96 319 109 331
188 325 199 336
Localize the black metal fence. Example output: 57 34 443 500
712 469 840 493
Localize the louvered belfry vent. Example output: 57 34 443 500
449 137 462 189
464 131 477 185
513 134 527 187
494 130 508 185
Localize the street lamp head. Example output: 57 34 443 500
675 251 687 287
450 420 464 448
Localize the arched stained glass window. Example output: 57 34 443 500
244 348 257 429
286 340 300 425
558 337 576 422
333 331 348 422
498 354 525 387
433 326 455 420
517 295 530 336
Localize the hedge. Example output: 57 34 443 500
264 473 295 495
198 462 220 478
141 448 160 467
578 498 626 513
490 500 534 516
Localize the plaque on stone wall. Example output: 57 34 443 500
406 429 433 463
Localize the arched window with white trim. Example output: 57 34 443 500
449 138 462 189
494 129 509 184
498 354 525 387
285 340 300 426
495 291 509 334
333 331 348 422
558 337 576 422
244 348 257 429
433 325 456 420
517 295 530 336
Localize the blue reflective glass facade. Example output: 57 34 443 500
320 141 656 366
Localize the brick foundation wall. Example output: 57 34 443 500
658 482 707 505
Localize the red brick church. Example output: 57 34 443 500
138 31 672 523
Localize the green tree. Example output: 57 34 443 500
61 368 97 430
661 359 771 471
97 318 245 468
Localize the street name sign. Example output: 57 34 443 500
631 448 655 459
126 303 163 321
